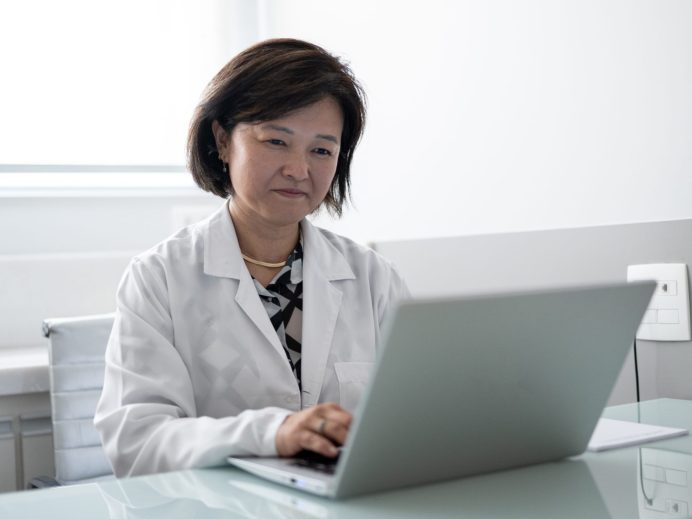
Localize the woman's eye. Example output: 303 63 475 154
313 148 332 156
267 139 286 146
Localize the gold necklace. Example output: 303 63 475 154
241 253 287 268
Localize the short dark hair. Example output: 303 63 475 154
187 38 366 217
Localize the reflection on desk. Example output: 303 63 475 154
1 398 692 519
639 448 692 518
1 460 609 519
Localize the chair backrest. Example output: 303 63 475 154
43 313 115 484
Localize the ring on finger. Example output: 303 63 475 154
318 418 328 436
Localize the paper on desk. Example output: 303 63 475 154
588 418 688 452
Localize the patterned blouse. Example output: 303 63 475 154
252 241 304 390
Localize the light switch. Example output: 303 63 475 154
666 468 688 486
658 310 680 324
643 463 666 482
627 264 691 341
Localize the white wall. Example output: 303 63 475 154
3 2 692 340
0 195 218 255
262 0 692 244
0 194 221 351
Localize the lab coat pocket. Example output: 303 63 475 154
334 362 374 414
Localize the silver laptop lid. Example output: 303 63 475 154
333 281 655 498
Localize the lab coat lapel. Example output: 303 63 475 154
300 220 355 407
234 273 286 357
203 203 285 358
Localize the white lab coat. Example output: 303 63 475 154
94 203 408 478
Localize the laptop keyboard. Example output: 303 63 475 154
291 450 340 475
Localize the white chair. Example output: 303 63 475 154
31 314 115 487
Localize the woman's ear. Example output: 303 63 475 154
211 120 229 162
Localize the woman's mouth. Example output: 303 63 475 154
274 189 306 198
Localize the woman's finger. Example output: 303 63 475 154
316 417 328 436
276 403 353 457
299 429 338 457
311 416 349 446
313 403 353 428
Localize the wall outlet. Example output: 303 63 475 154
627 263 691 341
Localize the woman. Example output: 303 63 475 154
95 38 408 478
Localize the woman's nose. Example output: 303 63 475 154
281 152 309 180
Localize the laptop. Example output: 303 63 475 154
228 281 655 499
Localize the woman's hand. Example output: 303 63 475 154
275 403 352 458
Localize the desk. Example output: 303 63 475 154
2 398 692 518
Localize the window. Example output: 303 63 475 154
0 0 259 190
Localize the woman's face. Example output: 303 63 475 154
214 96 343 228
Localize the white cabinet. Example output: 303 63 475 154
0 392 52 493
21 416 55 489
0 417 16 493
